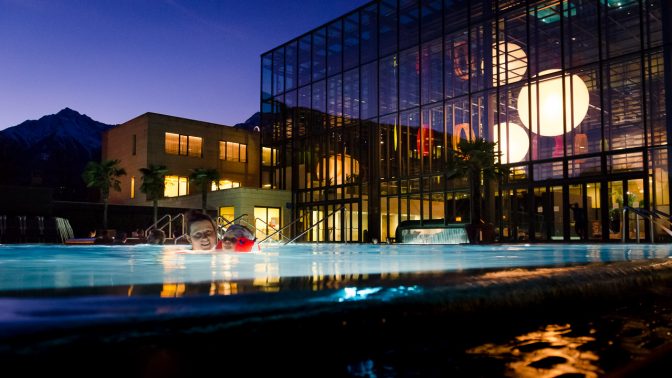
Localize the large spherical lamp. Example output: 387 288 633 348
517 69 590 137
492 42 527 86
494 122 529 164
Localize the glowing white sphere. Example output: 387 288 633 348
494 122 529 164
493 42 527 86
517 69 590 137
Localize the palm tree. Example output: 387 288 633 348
189 168 220 212
447 138 506 242
139 164 168 226
82 159 126 230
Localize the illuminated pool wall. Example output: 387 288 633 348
260 0 672 243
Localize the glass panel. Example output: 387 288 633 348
605 57 644 151
312 27 326 81
343 68 360 122
421 0 442 42
344 13 359 70
379 0 398 57
361 4 378 63
268 208 281 240
604 0 641 59
608 181 624 240
164 176 179 197
422 104 444 172
165 132 179 155
564 0 599 68
568 156 601 177
421 38 442 104
262 53 272 101
179 135 188 156
568 184 584 240
626 179 645 241
327 20 342 76
273 47 284 96
285 41 297 91
512 188 530 241
445 31 470 98
399 0 419 50
219 207 235 223
399 47 419 110
533 162 564 181
444 0 468 34
379 54 398 115
401 109 420 176
240 144 247 162
608 152 643 173
431 192 445 220
530 0 563 74
188 136 202 158
328 75 343 128
586 183 602 241
298 36 311 87
178 177 188 196
361 62 378 119
380 114 398 179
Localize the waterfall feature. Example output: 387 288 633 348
399 227 469 244
55 217 74 243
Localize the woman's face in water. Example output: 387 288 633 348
189 220 217 251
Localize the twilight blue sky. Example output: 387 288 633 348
0 0 369 130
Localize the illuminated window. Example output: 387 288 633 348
262 147 278 166
219 141 247 162
254 207 281 240
130 177 135 199
211 179 241 191
188 136 202 157
219 206 235 223
165 133 179 155
164 175 189 197
165 133 202 157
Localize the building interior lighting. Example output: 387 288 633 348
517 69 590 137
494 122 529 164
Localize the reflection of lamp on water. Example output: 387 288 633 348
317 154 360 185
494 122 529 164
517 69 590 136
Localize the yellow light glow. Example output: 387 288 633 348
492 42 527 86
494 122 529 164
517 69 590 137
318 154 360 185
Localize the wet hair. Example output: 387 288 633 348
223 224 254 240
186 210 216 234
147 229 166 244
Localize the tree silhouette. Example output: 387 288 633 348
139 164 168 226
189 168 220 212
82 159 126 229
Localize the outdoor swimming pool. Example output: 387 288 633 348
1 243 671 292
2 243 672 376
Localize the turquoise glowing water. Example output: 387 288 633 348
0 243 671 292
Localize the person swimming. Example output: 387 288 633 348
221 224 256 252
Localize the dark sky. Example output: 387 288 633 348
0 0 370 129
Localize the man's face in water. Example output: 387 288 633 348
188 220 217 251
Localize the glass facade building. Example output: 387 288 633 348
261 0 672 243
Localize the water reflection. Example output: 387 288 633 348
467 324 600 377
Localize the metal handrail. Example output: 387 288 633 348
621 206 672 243
653 209 672 220
285 206 345 245
216 214 248 229
258 215 305 244
172 213 186 238
145 214 172 237
254 217 290 243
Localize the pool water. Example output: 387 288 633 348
1 243 671 292
2 243 672 376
